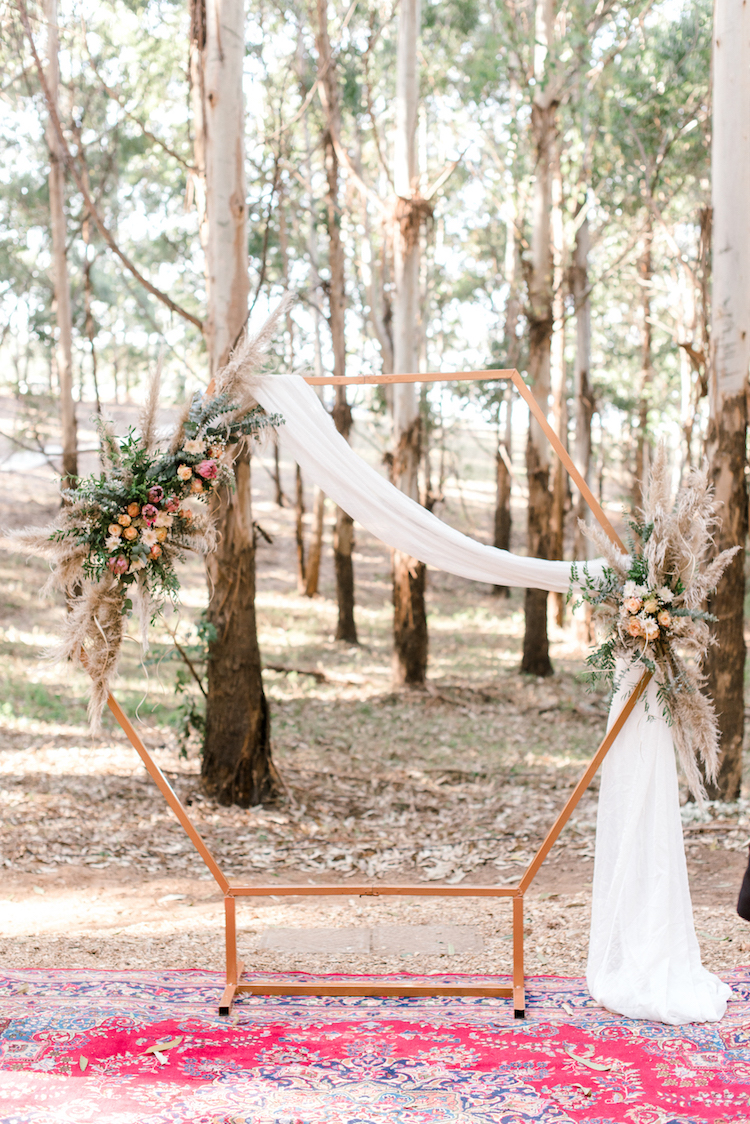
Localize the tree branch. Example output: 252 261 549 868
17 0 204 332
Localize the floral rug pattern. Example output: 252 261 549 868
2 969 750 1122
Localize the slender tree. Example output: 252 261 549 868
315 0 357 643
190 0 277 805
44 0 77 485
391 0 428 685
704 0 750 801
522 0 556 677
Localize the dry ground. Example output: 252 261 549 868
1 395 750 984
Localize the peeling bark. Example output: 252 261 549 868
391 0 427 686
191 0 277 804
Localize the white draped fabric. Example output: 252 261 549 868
587 664 730 1024
252 373 728 1025
254 373 606 593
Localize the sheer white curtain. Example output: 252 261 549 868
253 374 729 1025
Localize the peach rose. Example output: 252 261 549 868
117 513 132 527
657 610 672 628
190 478 204 493
643 598 659 614
149 543 162 559
123 526 138 541
127 502 140 518
108 523 122 537
177 464 192 481
626 616 643 637
155 526 168 542
623 596 642 614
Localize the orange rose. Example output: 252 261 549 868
117 513 132 527
127 502 140 518
123 526 138 541
149 543 162 559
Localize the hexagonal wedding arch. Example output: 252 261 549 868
98 368 650 1019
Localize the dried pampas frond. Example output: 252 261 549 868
215 293 294 413
139 357 163 455
578 441 740 801
42 577 125 735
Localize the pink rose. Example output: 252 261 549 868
107 555 128 575
148 485 164 504
141 503 159 525
166 496 180 513
196 459 218 480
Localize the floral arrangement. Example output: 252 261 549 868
9 306 288 732
60 390 276 607
571 445 739 800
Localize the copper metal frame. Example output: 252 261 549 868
96 369 649 1018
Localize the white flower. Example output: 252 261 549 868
623 581 637 598
657 586 674 603
154 511 173 528
105 536 121 552
183 438 206 455
128 558 146 573
141 528 158 547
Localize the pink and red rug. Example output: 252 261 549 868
2 968 750 1122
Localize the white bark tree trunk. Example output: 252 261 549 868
704 0 750 800
522 0 556 677
45 0 77 485
572 206 594 561
391 0 428 685
191 0 249 373
191 0 276 806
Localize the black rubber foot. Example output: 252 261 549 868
219 1006 230 1016
514 1009 525 1019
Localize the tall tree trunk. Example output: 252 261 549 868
633 217 653 510
391 0 428 686
493 197 521 597
279 185 306 592
522 0 556 678
191 0 276 806
549 142 567 627
315 0 357 643
493 388 513 597
45 0 77 485
704 0 749 802
572 203 594 562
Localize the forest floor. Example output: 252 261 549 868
1 395 750 985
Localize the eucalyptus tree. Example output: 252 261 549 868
704 0 750 801
44 0 76 483
189 0 279 806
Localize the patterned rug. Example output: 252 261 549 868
2 969 750 1123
